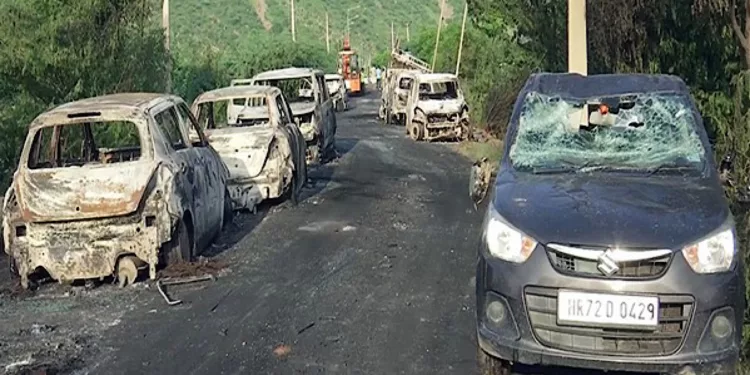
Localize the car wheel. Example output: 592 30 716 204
477 346 511 375
287 170 300 206
222 190 233 229
385 108 392 125
408 121 425 141
165 219 192 265
8 254 19 278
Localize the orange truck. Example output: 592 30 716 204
337 37 362 95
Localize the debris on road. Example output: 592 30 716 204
159 258 228 279
272 344 292 358
156 274 216 306
296 322 315 335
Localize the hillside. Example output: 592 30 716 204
168 0 464 62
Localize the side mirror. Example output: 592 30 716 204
469 158 493 209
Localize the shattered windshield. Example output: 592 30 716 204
509 92 707 174
419 80 458 100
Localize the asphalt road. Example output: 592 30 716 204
0 92 483 374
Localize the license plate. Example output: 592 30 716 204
557 290 659 328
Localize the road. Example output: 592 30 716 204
0 92 483 374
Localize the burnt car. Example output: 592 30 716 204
3 94 231 289
379 69 419 125
472 73 743 374
405 73 469 141
325 74 349 112
190 85 307 211
247 67 337 165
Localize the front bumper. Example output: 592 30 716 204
423 120 465 141
476 245 744 374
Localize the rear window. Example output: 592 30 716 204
27 121 142 169
196 96 271 129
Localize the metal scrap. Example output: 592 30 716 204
156 274 215 306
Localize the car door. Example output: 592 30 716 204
317 73 337 151
150 103 205 251
174 100 226 237
275 93 307 186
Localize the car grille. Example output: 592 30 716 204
546 245 671 279
525 286 693 356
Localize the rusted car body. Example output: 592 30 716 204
325 74 349 112
190 85 307 211
3 94 230 288
405 73 470 142
249 67 337 164
379 69 419 125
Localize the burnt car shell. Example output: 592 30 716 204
476 73 744 374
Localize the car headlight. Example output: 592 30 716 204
682 228 736 274
484 206 537 263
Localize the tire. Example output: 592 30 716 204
222 190 233 229
8 254 19 278
285 170 300 206
408 121 425 141
385 108 392 125
165 219 192 265
477 346 511 375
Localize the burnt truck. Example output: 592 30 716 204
405 73 470 142
379 46 432 125
3 94 231 289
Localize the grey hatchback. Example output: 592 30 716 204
473 73 744 375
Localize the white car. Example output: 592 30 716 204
405 73 470 142
4 94 231 288
190 85 307 211
325 73 349 112
245 67 337 165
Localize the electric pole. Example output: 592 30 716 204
456 2 468 76
568 0 587 75
391 22 396 51
162 0 171 92
291 0 296 43
431 0 445 71
406 22 410 42
326 12 330 53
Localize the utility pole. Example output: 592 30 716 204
431 0 445 71
291 0 296 43
391 22 396 51
568 0 587 75
162 0 171 92
326 12 330 53
455 2 468 76
406 22 410 42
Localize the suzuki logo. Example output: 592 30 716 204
597 249 620 276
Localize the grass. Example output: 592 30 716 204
452 138 504 164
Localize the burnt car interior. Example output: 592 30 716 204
196 97 272 129
259 78 316 104
419 81 458 100
27 118 141 169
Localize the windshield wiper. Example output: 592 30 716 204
531 166 577 174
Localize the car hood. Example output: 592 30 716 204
16 160 158 223
418 99 464 114
205 126 275 179
289 102 317 116
491 171 729 249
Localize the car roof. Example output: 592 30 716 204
325 74 344 80
253 67 322 80
417 73 458 82
193 85 280 104
524 73 689 98
32 93 178 129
